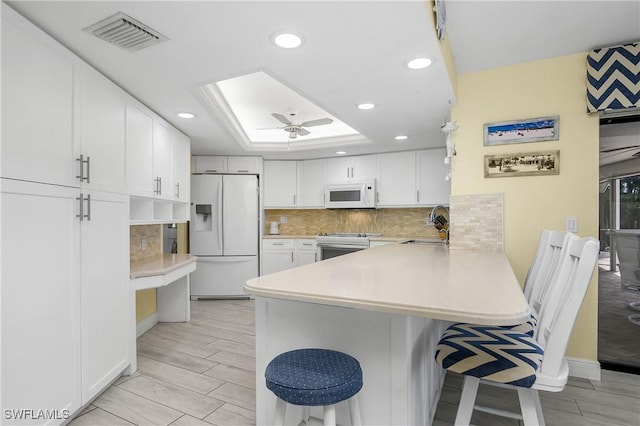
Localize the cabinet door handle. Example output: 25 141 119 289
291 252 294 262
237 169 249 173
158 177 162 195
205 169 218 173
175 182 180 198
76 155 90 183
314 253 317 262
76 193 84 221
293 194 296 205
85 156 91 184
84 194 91 221
273 242 284 246
416 190 420 203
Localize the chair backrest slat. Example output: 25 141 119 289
526 231 573 314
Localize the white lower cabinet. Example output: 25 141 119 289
80 190 129 404
295 239 318 266
1 179 82 423
262 239 295 275
1 179 130 422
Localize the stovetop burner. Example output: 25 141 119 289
317 232 381 238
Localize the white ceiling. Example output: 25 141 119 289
6 1 640 161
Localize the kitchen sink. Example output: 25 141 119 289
402 239 448 245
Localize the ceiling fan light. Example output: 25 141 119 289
177 112 196 119
336 151 347 155
395 135 408 141
272 32 303 49
406 57 433 70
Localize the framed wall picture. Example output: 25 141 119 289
484 150 559 178
483 116 559 146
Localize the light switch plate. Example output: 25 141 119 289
566 216 578 233
280 216 288 224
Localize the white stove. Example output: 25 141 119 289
316 233 382 260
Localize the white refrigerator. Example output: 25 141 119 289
190 174 259 298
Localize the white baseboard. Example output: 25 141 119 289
136 312 158 338
567 357 601 381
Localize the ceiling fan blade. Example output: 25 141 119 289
600 145 640 153
297 127 310 136
300 117 333 127
272 113 292 125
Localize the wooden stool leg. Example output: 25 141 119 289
323 404 336 426
455 376 479 426
302 406 310 424
348 395 362 426
273 398 287 425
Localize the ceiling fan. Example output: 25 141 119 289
263 109 333 139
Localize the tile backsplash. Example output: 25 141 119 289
449 193 504 252
130 224 162 261
265 208 443 238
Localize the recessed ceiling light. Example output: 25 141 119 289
406 57 433 70
357 103 376 110
177 112 196 119
272 32 303 49
394 135 408 141
336 151 347 155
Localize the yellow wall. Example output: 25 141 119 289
451 53 600 361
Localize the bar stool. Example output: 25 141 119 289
265 348 363 426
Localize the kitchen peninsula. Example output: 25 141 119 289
245 243 529 425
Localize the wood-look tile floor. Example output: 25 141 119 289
69 299 640 426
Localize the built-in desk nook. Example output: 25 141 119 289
129 253 197 373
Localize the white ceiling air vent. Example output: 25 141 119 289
83 12 168 52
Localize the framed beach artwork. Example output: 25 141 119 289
483 116 559 146
484 150 559 178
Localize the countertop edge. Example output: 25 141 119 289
130 254 198 279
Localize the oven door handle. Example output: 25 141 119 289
317 243 369 250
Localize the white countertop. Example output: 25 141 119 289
130 254 197 279
245 243 529 325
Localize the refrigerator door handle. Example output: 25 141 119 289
223 179 229 251
217 179 223 251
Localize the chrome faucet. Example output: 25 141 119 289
429 205 450 244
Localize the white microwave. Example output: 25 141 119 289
325 179 376 209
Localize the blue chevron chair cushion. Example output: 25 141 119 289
265 348 363 406
435 323 544 388
500 312 538 337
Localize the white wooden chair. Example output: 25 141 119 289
504 230 572 337
435 236 599 425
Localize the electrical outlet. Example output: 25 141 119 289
280 216 288 224
566 216 578 233
141 238 147 250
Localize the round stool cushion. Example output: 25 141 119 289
265 348 363 406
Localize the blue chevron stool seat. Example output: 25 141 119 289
435 323 544 388
265 348 363 426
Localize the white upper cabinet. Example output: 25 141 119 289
172 131 191 202
326 155 378 183
192 156 227 174
298 159 327 208
76 64 126 194
1 9 75 187
377 151 417 207
227 156 261 174
192 156 261 174
126 103 155 197
264 160 298 208
152 121 174 200
416 148 450 206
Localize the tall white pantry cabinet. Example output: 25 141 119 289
0 4 189 423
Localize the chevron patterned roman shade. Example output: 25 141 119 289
587 42 640 113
